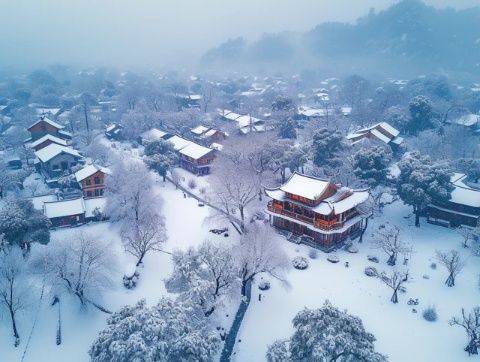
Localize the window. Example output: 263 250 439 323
52 164 60 170
86 191 93 197
94 189 102 196
94 176 101 185
86 179 91 186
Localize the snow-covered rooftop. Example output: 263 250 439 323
28 134 68 148
28 117 64 131
44 198 85 218
191 125 210 135
74 164 110 182
142 128 169 142
179 143 213 160
34 144 82 163
167 135 192 151
450 173 480 208
279 173 330 201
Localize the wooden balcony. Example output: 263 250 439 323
267 202 344 231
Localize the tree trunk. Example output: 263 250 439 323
83 104 89 132
465 337 478 355
358 217 369 243
9 308 20 347
136 252 146 267
241 279 248 297
391 289 398 304
387 253 396 266
445 273 455 287
415 209 420 227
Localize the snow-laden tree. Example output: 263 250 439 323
260 139 296 183
278 118 297 139
106 159 167 266
0 248 29 347
144 139 178 182
407 95 434 134
378 269 408 304
165 240 237 316
81 139 112 166
436 250 466 287
396 151 453 227
449 307 480 356
353 146 392 186
234 225 289 296
312 128 345 168
372 224 411 266
456 158 480 183
89 298 220 362
34 232 115 313
266 301 387 362
0 199 50 250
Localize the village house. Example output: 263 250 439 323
34 143 83 180
346 122 403 148
27 134 69 151
105 123 124 140
166 134 216 176
218 109 271 134
427 173 480 228
140 128 172 145
74 164 110 198
178 142 215 176
190 125 227 146
43 196 106 227
265 172 370 251
26 116 72 142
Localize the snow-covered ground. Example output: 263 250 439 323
233 201 480 362
0 181 236 362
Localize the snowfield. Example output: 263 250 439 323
1 176 479 362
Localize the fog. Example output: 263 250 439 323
0 0 477 71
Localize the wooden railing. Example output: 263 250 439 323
267 202 344 231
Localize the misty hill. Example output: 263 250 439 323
202 0 480 77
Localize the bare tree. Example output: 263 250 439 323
449 307 480 355
0 248 28 346
456 226 477 249
436 250 466 287
378 269 408 304
36 232 115 313
372 224 411 266
234 225 290 296
120 211 167 267
106 158 167 267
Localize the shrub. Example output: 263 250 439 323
364 266 378 277
430 262 437 270
199 187 206 194
188 178 197 189
292 256 309 270
308 249 318 259
258 280 271 291
422 306 437 322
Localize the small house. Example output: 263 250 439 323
74 164 110 198
34 144 83 179
105 123 124 140
28 134 68 151
27 116 71 142
43 198 86 227
178 143 215 176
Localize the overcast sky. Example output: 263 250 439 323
0 0 477 70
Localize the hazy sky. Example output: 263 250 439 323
0 0 477 70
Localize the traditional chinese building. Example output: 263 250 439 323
427 173 480 228
265 173 369 250
346 122 403 148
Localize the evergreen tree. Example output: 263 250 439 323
312 128 344 168
278 118 297 139
407 95 434 134
267 301 387 362
396 151 453 227
353 146 392 186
